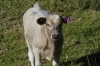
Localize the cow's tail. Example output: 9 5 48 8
33 2 41 9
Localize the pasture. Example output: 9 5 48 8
0 0 100 66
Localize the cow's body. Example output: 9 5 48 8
23 3 66 66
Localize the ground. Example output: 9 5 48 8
0 0 100 66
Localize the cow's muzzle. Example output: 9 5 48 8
52 33 59 39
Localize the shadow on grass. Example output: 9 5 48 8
61 51 100 66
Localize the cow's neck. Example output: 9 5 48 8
43 25 56 59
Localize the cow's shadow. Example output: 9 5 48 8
61 51 100 66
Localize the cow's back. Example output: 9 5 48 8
23 3 49 48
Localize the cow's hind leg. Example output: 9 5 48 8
28 50 35 66
25 37 35 66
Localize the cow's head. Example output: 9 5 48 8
37 14 70 40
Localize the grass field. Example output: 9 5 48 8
0 0 100 66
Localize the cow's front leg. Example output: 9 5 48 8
33 47 42 66
52 55 61 66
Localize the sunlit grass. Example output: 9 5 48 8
0 0 100 66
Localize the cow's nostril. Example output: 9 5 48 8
52 34 59 39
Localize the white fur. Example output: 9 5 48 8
46 57 51 60
23 2 63 66
55 15 59 20
53 60 57 66
28 51 34 66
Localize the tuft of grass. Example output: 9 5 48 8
0 0 100 66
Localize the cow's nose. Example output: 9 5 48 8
52 34 59 39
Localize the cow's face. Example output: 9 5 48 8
37 14 67 40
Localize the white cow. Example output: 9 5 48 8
23 2 68 66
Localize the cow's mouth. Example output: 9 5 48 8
51 34 59 39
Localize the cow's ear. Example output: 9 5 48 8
61 16 70 24
37 17 46 25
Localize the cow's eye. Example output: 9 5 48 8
46 23 50 27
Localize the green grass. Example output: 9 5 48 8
0 0 100 66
